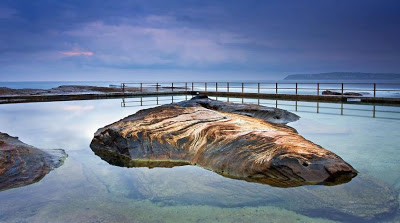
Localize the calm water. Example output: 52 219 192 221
0 96 399 222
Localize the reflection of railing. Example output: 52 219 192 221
121 95 189 107
121 82 400 98
121 95 400 120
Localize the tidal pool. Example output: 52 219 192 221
0 96 399 223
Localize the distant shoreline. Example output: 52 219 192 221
284 72 400 80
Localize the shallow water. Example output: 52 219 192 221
0 96 399 223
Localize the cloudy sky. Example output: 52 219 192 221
1 0 400 81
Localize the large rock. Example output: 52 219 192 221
91 97 357 187
0 132 67 191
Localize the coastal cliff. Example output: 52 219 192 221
284 72 400 80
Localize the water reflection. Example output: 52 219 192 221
121 95 400 120
91 147 356 188
0 98 399 222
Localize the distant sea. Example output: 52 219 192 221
1 80 399 98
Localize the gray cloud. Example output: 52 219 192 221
0 0 400 81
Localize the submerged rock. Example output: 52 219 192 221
91 97 357 187
322 90 363 96
0 132 67 191
122 167 398 222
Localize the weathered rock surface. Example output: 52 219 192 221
0 132 67 191
91 97 357 187
176 95 300 124
0 85 137 96
322 90 363 96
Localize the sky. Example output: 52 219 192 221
0 0 400 81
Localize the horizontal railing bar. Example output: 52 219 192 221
123 98 185 103
290 110 400 120
122 96 400 114
122 82 400 85
121 100 400 120
258 102 400 113
128 86 394 90
120 82 400 100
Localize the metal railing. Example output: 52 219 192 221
120 95 400 120
120 82 400 98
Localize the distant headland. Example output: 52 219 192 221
283 72 400 80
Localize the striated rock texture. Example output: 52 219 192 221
91 97 357 187
176 95 300 124
0 132 67 191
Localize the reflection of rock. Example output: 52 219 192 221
93 148 190 168
322 90 363 96
91 97 357 187
0 154 338 223
0 132 67 191
0 149 396 222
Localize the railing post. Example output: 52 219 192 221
172 82 174 92
172 96 174 103
242 82 244 93
275 83 278 94
216 82 218 92
185 82 188 93
205 82 207 92
156 83 159 92
227 82 230 92
341 83 344 97
140 83 143 92
122 83 125 95
317 83 319 96
373 83 376 98
341 102 343 115
192 82 194 91
295 83 298 95
258 83 260 94
373 105 376 118
140 97 143 106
